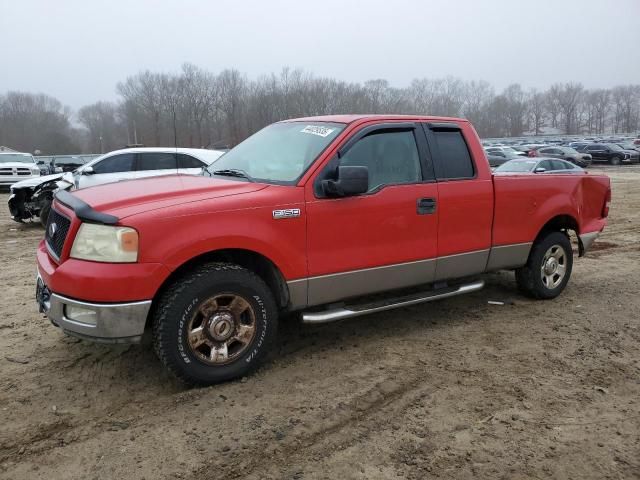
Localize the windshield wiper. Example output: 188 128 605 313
211 168 254 182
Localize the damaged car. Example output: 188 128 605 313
8 147 225 226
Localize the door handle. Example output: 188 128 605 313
417 197 436 215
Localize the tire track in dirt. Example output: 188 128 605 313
189 370 433 479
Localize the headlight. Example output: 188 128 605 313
70 224 139 263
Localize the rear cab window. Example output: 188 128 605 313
422 124 475 180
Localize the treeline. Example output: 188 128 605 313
1 64 639 154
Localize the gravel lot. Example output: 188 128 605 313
1 167 639 480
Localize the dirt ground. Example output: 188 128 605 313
0 166 639 480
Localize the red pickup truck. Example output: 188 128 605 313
36 115 611 385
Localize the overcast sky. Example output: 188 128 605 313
1 0 639 109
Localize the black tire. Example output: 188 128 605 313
39 198 52 228
610 156 622 166
152 262 278 386
515 231 573 300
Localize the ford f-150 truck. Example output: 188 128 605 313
35 115 611 385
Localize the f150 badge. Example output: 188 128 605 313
272 208 301 219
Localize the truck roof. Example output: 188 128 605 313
283 114 468 125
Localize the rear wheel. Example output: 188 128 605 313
516 231 573 299
152 262 278 386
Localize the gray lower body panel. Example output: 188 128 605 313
287 243 536 310
306 258 436 307
434 249 489 281
485 242 532 271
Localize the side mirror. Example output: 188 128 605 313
322 166 369 197
534 167 546 173
82 166 95 175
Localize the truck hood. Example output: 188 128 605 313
10 172 64 189
70 174 268 219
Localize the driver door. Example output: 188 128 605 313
304 124 439 306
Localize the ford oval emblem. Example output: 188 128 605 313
49 222 57 237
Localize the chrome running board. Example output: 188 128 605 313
301 280 485 324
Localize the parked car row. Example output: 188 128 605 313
483 134 640 166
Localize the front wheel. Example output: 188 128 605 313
515 231 573 299
152 262 278 386
39 198 52 227
610 156 622 166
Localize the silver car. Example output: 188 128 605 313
494 158 585 175
534 146 592 167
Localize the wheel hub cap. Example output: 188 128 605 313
208 312 234 341
186 294 257 366
540 244 567 289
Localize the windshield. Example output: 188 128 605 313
495 160 537 172
605 144 623 151
562 147 579 154
0 154 35 164
205 122 345 183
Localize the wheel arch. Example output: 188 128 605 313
534 213 584 256
146 248 291 329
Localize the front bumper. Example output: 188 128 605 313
37 274 151 343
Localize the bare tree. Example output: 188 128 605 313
0 91 79 154
78 101 121 153
545 84 562 130
527 89 546 135
503 84 527 136
3 67 640 155
612 85 640 134
556 83 584 134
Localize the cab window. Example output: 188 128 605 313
92 153 135 174
340 130 422 192
429 129 475 180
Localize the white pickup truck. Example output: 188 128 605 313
0 152 41 188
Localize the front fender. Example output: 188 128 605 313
123 190 308 281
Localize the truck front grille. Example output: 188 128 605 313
0 167 32 176
45 209 71 260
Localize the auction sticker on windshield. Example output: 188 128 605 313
300 125 335 137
